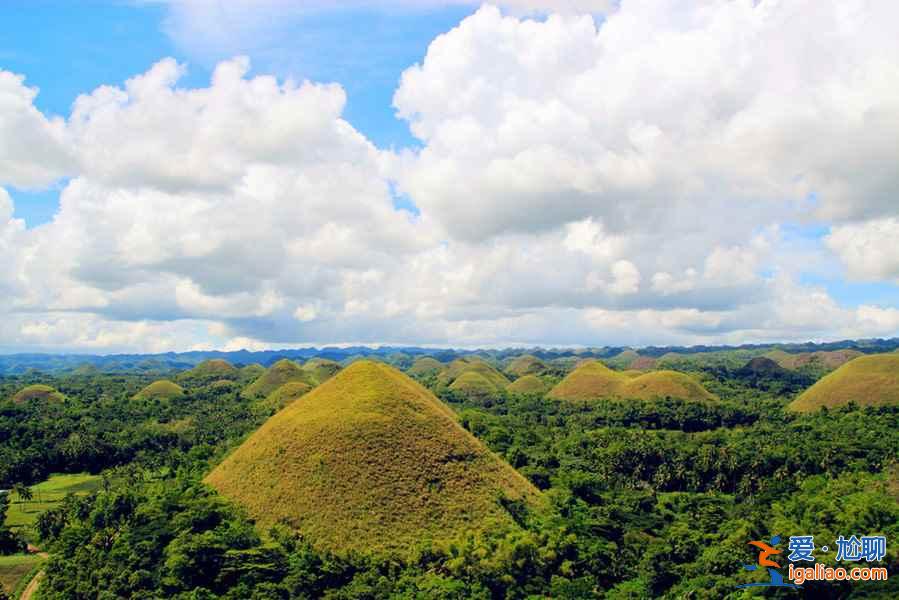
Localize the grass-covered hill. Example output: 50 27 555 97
764 349 863 371
242 359 314 399
205 360 541 556
788 354 899 412
302 357 342 383
438 357 510 391
507 374 549 395
548 360 715 403
407 356 444 377
133 379 186 402
504 355 548 378
448 370 502 399
11 384 65 404
178 359 239 385
254 380 312 415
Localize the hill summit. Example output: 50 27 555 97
788 354 899 412
548 360 715 403
11 384 65 404
242 359 313 399
134 379 186 401
205 360 540 555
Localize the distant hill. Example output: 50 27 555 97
764 349 863 371
178 359 239 385
407 356 444 377
438 357 510 392
504 355 548 378
11 384 65 404
549 361 714 403
134 380 185 402
507 374 549 395
242 359 314 399
788 354 899 412
205 361 541 556
302 358 342 384
254 381 312 415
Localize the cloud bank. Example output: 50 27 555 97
1 0 898 352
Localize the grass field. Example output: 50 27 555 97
0 554 44 596
5 473 102 542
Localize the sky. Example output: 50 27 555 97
0 0 898 354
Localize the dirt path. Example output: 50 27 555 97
19 569 43 600
18 551 48 600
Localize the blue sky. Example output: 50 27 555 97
1 0 471 225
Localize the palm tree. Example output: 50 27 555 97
12 483 32 503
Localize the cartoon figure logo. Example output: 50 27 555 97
736 535 802 589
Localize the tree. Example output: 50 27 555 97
12 483 32 502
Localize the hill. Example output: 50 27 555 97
242 359 314 399
548 361 714 403
448 370 503 400
765 349 863 371
507 374 549 395
788 354 899 412
504 355 548 378
629 355 658 370
303 358 342 383
407 356 444 377
438 357 510 391
178 359 238 384
205 361 541 556
134 379 186 401
254 380 313 414
11 384 65 404
736 357 790 377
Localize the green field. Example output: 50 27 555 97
5 473 102 542
0 554 45 596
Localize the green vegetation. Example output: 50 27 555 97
438 357 510 390
4 473 101 542
10 385 64 405
241 359 313 399
766 348 863 370
206 361 541 556
2 343 899 598
407 356 444 377
302 357 342 383
549 361 715 403
789 353 899 412
255 380 312 415
0 554 44 596
178 359 239 386
504 355 548 378
507 374 549 395
134 379 186 402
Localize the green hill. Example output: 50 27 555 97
205 361 541 556
765 349 863 370
788 354 899 412
407 356 444 377
438 357 510 391
507 374 549 395
504 355 548 378
239 363 266 383
243 359 314 399
548 361 714 403
448 370 503 400
303 358 342 383
255 380 313 414
179 359 239 384
11 384 65 404
134 379 186 401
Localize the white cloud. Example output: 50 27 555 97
826 218 899 283
0 71 72 188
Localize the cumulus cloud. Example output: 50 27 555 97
0 1 897 352
0 71 73 188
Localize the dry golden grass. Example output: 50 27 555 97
255 380 313 414
302 358 342 383
504 355 548 378
242 359 315 399
788 354 899 412
765 349 863 370
179 359 239 385
133 379 186 401
438 357 510 390
548 361 715 403
11 384 64 404
629 356 658 370
205 360 541 557
448 370 502 398
407 356 444 377
507 374 549 395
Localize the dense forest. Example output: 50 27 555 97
1 350 897 599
